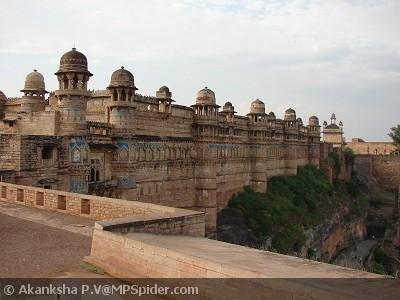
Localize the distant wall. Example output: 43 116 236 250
347 141 396 155
354 155 400 192
371 156 400 192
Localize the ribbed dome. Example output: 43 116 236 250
21 69 47 92
308 115 319 126
196 87 216 105
57 48 89 73
284 108 296 120
250 99 265 114
108 66 135 88
0 90 7 102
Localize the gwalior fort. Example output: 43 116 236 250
0 48 399 299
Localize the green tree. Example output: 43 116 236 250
388 125 400 146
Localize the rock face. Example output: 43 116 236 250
216 208 257 246
303 213 367 262
217 206 368 263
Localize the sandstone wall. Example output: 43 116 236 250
354 155 400 192
371 156 400 192
347 141 397 155
0 182 205 227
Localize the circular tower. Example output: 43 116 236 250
20 69 48 112
106 66 137 130
54 48 93 135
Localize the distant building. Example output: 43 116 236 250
322 113 344 149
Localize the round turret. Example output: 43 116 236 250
196 87 216 105
108 66 136 89
249 99 265 114
284 108 296 120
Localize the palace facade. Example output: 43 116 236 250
0 48 322 232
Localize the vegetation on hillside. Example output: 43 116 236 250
371 247 391 275
229 165 368 254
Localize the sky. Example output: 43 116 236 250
0 0 399 141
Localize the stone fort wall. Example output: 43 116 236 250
0 49 321 233
354 155 400 192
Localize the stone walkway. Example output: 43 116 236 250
0 201 99 277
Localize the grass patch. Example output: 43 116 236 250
80 261 106 275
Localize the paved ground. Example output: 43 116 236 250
0 201 98 277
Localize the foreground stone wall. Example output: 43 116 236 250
85 229 382 279
0 182 205 237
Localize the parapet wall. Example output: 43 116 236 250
0 182 205 237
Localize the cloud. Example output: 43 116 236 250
0 0 399 140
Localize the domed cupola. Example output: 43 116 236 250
196 87 216 105
58 48 90 74
20 69 48 112
220 101 236 122
55 48 92 92
156 85 174 113
249 99 266 114
108 66 136 89
192 86 220 118
308 115 319 126
247 98 267 123
107 66 137 103
106 66 137 130
156 85 172 99
284 108 296 121
21 69 48 96
223 101 234 113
